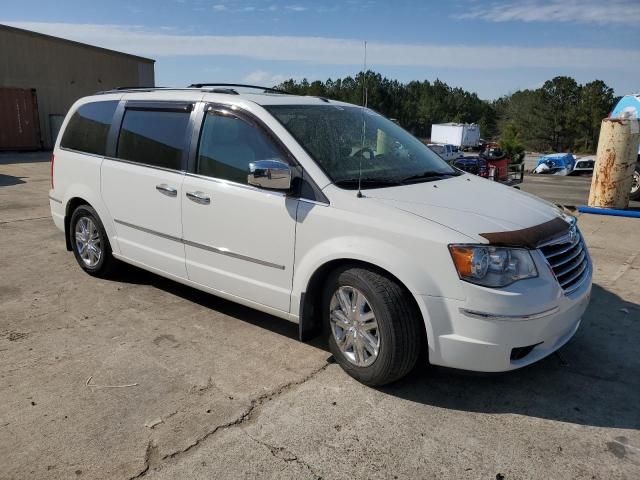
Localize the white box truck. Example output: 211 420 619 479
431 123 481 149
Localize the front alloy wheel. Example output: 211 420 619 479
330 286 380 367
323 267 424 386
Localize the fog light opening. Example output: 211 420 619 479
510 343 542 361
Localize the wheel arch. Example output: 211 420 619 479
64 197 91 251
297 258 428 354
61 183 118 254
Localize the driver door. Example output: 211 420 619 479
181 105 298 313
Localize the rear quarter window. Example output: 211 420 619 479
60 101 118 155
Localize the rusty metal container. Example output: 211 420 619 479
0 87 42 150
588 118 640 209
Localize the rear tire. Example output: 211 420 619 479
630 164 640 201
69 205 118 277
322 266 423 386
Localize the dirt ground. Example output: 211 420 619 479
1 152 639 480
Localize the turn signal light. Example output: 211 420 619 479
449 246 475 277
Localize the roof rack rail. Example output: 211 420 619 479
208 88 240 95
188 83 292 94
94 83 293 96
113 86 160 90
95 86 169 95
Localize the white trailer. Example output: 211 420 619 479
431 123 481 148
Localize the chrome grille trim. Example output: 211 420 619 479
548 242 583 268
554 250 586 277
539 224 590 295
558 260 588 287
543 231 581 258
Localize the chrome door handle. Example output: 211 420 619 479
156 184 177 197
186 191 210 205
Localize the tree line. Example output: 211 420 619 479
277 72 617 153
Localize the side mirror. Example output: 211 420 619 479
248 159 292 191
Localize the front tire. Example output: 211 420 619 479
69 205 118 277
322 267 423 386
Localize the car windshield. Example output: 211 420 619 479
265 104 458 189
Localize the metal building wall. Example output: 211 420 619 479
0 25 155 149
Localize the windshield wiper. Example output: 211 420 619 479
334 177 403 189
399 170 459 184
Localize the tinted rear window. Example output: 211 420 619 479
60 101 118 155
116 109 190 170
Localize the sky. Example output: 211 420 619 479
2 0 639 99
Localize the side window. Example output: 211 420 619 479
60 101 118 155
116 109 190 170
197 112 283 184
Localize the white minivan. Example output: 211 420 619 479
49 84 592 385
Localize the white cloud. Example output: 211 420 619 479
242 70 291 85
212 4 228 11
459 0 640 26
4 21 639 72
285 5 307 12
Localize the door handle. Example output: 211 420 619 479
186 191 211 205
156 184 177 197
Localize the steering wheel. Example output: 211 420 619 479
351 147 375 160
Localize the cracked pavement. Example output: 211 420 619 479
1 153 639 479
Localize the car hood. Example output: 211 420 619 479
364 174 564 242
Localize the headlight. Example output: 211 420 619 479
449 245 538 287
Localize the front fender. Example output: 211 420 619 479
291 234 465 349
292 235 452 303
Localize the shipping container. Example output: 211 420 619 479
0 87 42 150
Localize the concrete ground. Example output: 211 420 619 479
1 152 639 480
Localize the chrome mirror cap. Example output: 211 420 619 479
248 159 292 191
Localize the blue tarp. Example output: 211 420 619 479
611 95 640 154
611 94 640 119
535 153 575 171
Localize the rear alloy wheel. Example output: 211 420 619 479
69 205 118 277
630 165 640 201
74 216 102 268
323 267 424 386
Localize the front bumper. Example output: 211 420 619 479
420 262 592 372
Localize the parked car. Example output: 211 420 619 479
427 143 463 161
572 156 595 175
49 84 592 386
450 156 489 177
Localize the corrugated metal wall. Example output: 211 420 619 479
0 88 41 150
0 24 155 149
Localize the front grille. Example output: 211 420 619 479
539 224 589 294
